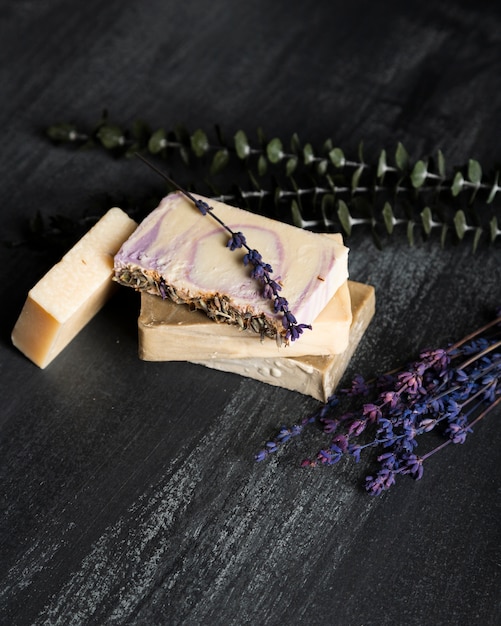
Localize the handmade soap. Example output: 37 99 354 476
139 280 352 359
12 208 137 368
141 281 375 402
114 192 349 343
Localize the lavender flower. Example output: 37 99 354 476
255 309 501 495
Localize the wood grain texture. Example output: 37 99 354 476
1 1 500 625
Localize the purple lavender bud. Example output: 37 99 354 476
332 434 348 452
227 231 247 250
274 296 288 313
243 249 262 266
362 403 382 422
194 198 211 215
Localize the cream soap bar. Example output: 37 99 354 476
140 281 375 401
114 192 349 343
139 281 352 359
194 282 375 401
12 208 137 368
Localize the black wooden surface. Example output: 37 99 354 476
1 1 501 624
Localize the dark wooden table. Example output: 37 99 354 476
1 1 500 624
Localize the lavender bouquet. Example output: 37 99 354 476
256 309 501 495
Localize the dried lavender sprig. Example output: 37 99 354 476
135 153 311 341
255 310 501 495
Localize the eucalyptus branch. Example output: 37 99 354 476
46 112 501 250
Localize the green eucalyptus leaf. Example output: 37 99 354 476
486 171 499 204
467 159 482 185
210 149 229 175
148 128 167 154
395 142 409 171
258 154 267 176
179 146 190 165
316 159 328 176
46 123 78 142
451 171 464 196
96 124 124 149
489 216 499 243
441 224 448 248
453 209 467 240
266 138 283 163
437 149 446 178
125 142 140 158
234 130 250 159
323 138 333 153
407 221 415 246
382 201 394 234
274 186 283 207
248 170 261 191
290 133 301 154
358 140 364 163
377 150 387 179
286 156 298 177
329 147 345 168
337 199 352 235
420 206 433 235
174 125 190 163
303 143 315 165
351 165 364 192
290 199 304 228
410 160 427 188
321 194 335 226
473 227 483 253
191 129 209 157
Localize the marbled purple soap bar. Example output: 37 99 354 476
114 192 349 342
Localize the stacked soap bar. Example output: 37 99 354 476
140 280 375 402
138 280 353 359
114 191 349 344
12 208 137 368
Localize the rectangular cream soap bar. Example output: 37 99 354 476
139 280 352 359
12 208 137 368
194 281 375 401
114 192 349 343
